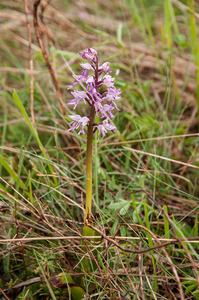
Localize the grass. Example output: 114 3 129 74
0 0 199 299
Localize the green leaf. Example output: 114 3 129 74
13 91 57 185
108 200 129 210
50 272 86 300
185 283 198 295
71 286 86 300
192 290 199 300
50 272 74 288
183 279 197 285
34 250 57 300
117 24 125 50
50 48 80 59
119 202 131 215
13 91 40 144
173 34 186 45
0 154 26 190
84 25 110 38
110 220 119 235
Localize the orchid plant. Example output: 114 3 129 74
67 48 120 234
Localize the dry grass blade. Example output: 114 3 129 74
124 147 199 170
1 236 199 245
33 0 66 115
24 0 35 128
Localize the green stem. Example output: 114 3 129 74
82 63 98 274
85 102 95 221
81 103 95 274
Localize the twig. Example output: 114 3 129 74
33 0 66 115
85 220 192 255
40 0 54 42
0 288 11 300
1 233 199 245
102 223 121 255
172 0 199 19
24 0 35 128
121 290 135 300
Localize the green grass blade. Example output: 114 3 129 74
34 250 57 300
0 154 26 190
13 91 57 185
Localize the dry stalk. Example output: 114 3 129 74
33 0 66 115
24 0 35 128
0 288 11 300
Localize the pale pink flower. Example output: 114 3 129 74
100 62 110 73
67 48 121 137
68 115 89 135
80 63 94 71
97 119 116 138
79 48 97 62
103 75 115 87
67 90 87 109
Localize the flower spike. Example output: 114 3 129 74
67 48 120 138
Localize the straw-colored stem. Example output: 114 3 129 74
85 101 95 221
82 64 98 273
82 102 95 273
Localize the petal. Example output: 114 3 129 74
80 63 93 70
103 75 115 87
89 48 97 55
85 75 95 83
100 62 110 72
105 123 116 131
73 74 85 82
68 115 81 121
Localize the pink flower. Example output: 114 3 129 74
106 87 121 100
85 75 95 84
94 102 107 118
89 48 97 55
67 74 87 89
68 115 89 135
97 119 116 138
100 62 110 73
103 75 115 87
80 63 94 71
67 90 87 109
67 48 121 137
106 87 121 110
79 48 97 63
102 104 115 118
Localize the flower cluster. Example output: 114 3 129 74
67 48 120 138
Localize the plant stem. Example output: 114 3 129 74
85 101 95 221
82 102 95 273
